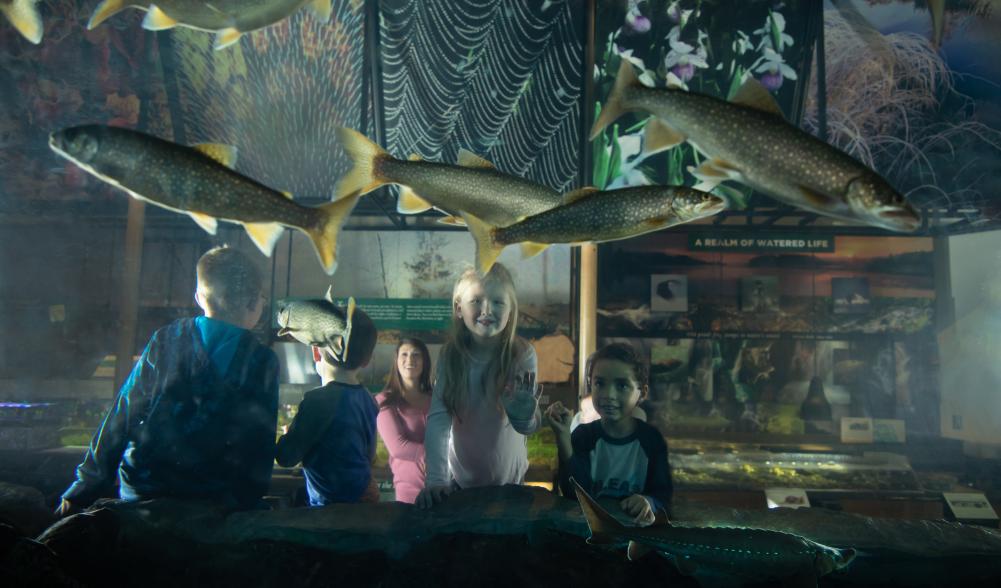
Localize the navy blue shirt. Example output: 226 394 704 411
560 419 673 515
62 318 279 509
275 381 378 506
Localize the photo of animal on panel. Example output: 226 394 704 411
741 276 779 313
832 277 871 315
651 274 688 313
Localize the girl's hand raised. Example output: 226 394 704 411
502 372 541 420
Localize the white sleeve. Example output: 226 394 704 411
424 355 453 487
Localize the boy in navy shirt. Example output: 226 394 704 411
550 342 672 524
58 246 279 515
276 306 379 505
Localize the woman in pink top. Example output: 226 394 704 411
375 338 432 503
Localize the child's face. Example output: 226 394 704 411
456 279 511 340
590 359 643 423
397 343 424 382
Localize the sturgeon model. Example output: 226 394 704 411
1 0 42 43
49 125 356 275
572 478 856 587
592 61 922 233
277 287 355 362
462 185 725 274
87 0 333 50
334 127 565 228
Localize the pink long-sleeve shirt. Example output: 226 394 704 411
374 391 429 503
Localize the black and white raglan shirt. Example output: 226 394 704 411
559 418 673 516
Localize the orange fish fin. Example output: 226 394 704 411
307 0 333 23
563 186 599 205
590 60 638 140
193 143 238 168
1 0 43 43
437 215 466 227
88 0 126 30
214 27 242 50
457 149 495 169
643 118 686 155
407 153 423 162
142 5 178 30
461 212 504 275
305 192 361 275
334 127 391 199
730 76 785 118
520 242 549 259
281 191 294 199
244 222 284 256
188 212 218 235
397 186 432 214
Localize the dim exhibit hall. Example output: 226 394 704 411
3 1 1001 587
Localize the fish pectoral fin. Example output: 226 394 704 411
88 0 126 30
689 158 742 182
642 216 674 229
397 187 433 214
214 27 242 50
142 5 179 31
188 212 218 235
437 215 466 227
562 186 599 205
520 242 549 259
243 222 285 257
797 185 842 210
2 0 43 43
457 149 495 169
643 118 686 155
730 76 785 118
626 541 654 562
307 0 333 23
407 153 423 162
193 143 238 168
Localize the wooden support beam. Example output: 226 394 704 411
577 244 597 398
113 197 146 392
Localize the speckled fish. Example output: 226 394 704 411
462 185 725 274
334 127 565 228
572 479 856 586
49 125 357 275
276 288 355 361
1 0 43 44
592 61 921 233
87 0 333 50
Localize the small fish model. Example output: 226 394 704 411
1 0 42 44
87 0 333 51
461 185 725 274
572 478 856 586
334 127 565 228
592 61 921 233
49 125 356 275
276 287 355 361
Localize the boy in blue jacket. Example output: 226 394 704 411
276 307 379 506
58 246 279 515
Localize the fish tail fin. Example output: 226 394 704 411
461 212 504 275
571 477 626 545
306 193 361 275
2 0 43 43
88 0 127 30
335 127 392 200
589 59 638 140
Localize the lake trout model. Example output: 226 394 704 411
462 185 725 274
277 287 355 361
334 127 565 228
49 125 356 275
573 478 856 587
591 61 921 233
1 0 42 43
87 0 332 50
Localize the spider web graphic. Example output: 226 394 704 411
166 1 365 200
380 0 583 192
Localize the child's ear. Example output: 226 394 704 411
639 384 649 400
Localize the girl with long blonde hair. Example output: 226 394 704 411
417 263 540 508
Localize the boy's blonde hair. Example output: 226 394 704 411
196 246 263 325
440 263 521 418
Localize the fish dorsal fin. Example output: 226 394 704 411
457 149 495 169
193 143 238 168
520 242 549 259
4 0 44 43
142 5 179 30
730 76 785 118
408 153 422 162
307 0 333 23
340 296 356 363
215 27 242 50
397 186 433 214
88 0 127 30
324 285 334 302
563 186 599 205
643 118 686 155
437 215 466 227
188 212 218 235
243 222 284 256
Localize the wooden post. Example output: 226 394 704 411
577 244 598 396
113 198 146 392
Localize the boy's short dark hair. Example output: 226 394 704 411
584 342 648 396
196 246 263 324
322 307 377 370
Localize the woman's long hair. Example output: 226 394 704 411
379 337 433 409
440 263 521 418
